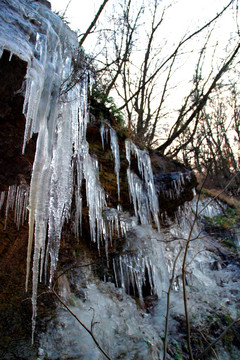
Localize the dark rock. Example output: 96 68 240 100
0 50 36 192
150 151 198 216
32 0 51 9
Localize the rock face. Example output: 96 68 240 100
1 2 240 360
150 151 197 217
86 119 197 218
0 1 198 359
0 50 36 192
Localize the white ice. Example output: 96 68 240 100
125 140 160 231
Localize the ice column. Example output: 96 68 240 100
100 123 109 150
4 184 29 230
0 0 93 340
100 124 121 201
125 140 160 231
110 127 121 201
113 225 168 300
83 146 106 249
0 192 5 211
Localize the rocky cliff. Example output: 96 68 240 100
0 1 207 359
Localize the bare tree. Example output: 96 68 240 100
115 0 236 144
87 0 237 152
79 0 110 48
156 40 240 154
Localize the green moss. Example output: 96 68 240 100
117 353 128 359
221 238 238 252
90 88 125 127
203 205 239 254
205 206 239 230
170 339 184 360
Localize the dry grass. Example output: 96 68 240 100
199 187 240 212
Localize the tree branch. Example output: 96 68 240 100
156 41 240 153
117 0 234 112
196 317 240 359
79 0 110 48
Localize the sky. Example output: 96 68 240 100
49 0 238 62
49 0 239 137
49 0 236 34
50 0 104 33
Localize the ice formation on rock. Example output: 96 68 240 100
113 224 168 300
39 280 162 360
2 2 240 359
0 0 90 338
193 197 226 218
156 170 192 200
100 123 121 200
110 127 121 200
0 0 165 342
4 184 29 230
125 140 160 231
100 123 109 150
0 192 5 211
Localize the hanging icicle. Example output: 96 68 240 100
125 140 160 231
4 184 29 230
110 127 121 201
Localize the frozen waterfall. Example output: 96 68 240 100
125 140 160 231
3 3 240 360
0 0 166 340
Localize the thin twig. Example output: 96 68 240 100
196 172 240 218
50 263 112 360
163 246 183 360
198 330 219 360
79 0 110 47
182 218 196 360
54 262 97 284
196 317 240 359
51 288 112 360
181 171 240 360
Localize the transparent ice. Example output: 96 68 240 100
100 124 121 201
4 184 29 230
0 192 5 211
156 170 192 200
100 123 109 150
125 140 160 231
110 127 121 201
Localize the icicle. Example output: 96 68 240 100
0 0 97 341
3 185 29 230
0 192 5 211
100 123 109 150
110 127 120 201
79 142 106 249
14 186 29 230
125 138 131 165
125 140 160 231
114 253 156 302
113 225 168 300
74 187 82 239
127 170 151 225
4 185 17 229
